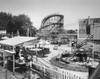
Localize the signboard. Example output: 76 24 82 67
94 18 100 23
79 34 88 38
93 26 100 40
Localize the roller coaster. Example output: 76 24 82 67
37 14 64 39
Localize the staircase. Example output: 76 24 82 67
76 35 93 48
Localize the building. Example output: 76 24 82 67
79 17 100 40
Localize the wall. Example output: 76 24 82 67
78 18 100 40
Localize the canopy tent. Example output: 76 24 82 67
0 36 38 73
23 39 39 49
37 40 50 48
75 48 90 55
39 40 50 45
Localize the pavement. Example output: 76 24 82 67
50 56 88 72
42 44 89 79
0 65 42 79
0 66 12 79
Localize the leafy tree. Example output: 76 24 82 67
7 14 36 36
0 12 12 30
14 14 32 36
30 28 37 36
67 29 77 34
0 12 37 36
7 19 15 33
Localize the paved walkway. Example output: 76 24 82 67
50 56 88 72
0 66 12 79
42 44 89 79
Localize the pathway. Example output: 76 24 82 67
42 44 89 79
0 66 12 79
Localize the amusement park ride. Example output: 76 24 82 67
37 14 64 40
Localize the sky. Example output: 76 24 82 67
0 0 100 30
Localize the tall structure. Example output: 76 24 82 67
79 17 100 40
37 14 64 40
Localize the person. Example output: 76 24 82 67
15 46 20 59
35 44 37 48
18 48 25 64
71 41 74 47
3 57 8 69
83 53 87 62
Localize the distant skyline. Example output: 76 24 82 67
0 0 100 30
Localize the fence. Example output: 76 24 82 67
32 56 85 79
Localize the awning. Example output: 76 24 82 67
38 40 50 45
0 36 38 46
0 36 39 74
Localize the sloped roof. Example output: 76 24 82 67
0 36 38 46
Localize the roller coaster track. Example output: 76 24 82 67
41 14 63 28
38 14 64 37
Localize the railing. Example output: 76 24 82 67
89 63 100 79
32 56 85 79
42 58 58 70
32 56 57 70
77 35 93 48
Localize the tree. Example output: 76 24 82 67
14 14 33 36
30 28 37 36
67 29 77 34
7 19 15 34
0 12 37 36
0 12 12 30
7 14 36 36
